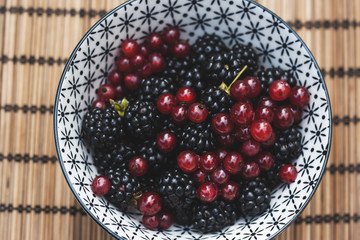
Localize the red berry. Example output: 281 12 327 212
269 80 291 101
188 103 208 123
147 32 164 50
128 156 148 177
158 210 173 230
243 76 262 98
91 100 106 110
96 84 116 102
257 96 277 109
172 40 190 58
234 125 251 142
221 181 239 201
114 84 126 99
216 149 228 161
131 54 146 68
261 131 276 148
218 134 235 148
197 182 219 203
157 93 177 114
255 152 274 171
288 104 302 123
193 169 208 184
290 86 310 107
139 43 150 56
91 176 111 196
254 106 274 122
163 26 180 44
108 70 122 86
241 139 261 157
250 119 273 142
137 192 162 215
177 150 199 173
116 56 133 73
211 113 234 135
176 87 196 105
273 105 294 129
142 214 159 230
230 80 251 101
138 62 152 77
171 105 188 124
230 102 254 125
279 164 298 184
211 166 230 184
149 52 165 73
123 73 141 90
241 161 260 179
223 152 244 175
121 39 139 58
156 131 176 153
200 152 219 173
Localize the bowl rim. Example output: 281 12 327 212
53 0 332 239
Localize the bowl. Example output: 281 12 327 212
54 0 332 239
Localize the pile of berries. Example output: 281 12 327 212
82 26 310 233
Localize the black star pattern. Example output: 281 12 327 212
302 174 319 193
138 5 159 25
256 42 276 65
213 7 234 25
275 35 295 57
222 26 244 45
54 1 332 239
183 0 205 12
265 15 285 34
161 0 182 18
189 12 211 31
244 21 265 41
285 57 304 79
235 1 256 20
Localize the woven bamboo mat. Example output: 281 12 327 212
0 0 358 239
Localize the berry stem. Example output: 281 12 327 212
219 65 248 94
110 98 128 117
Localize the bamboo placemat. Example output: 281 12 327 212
0 0 358 239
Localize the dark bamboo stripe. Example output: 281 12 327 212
0 153 359 176
0 104 53 114
0 55 67 66
0 204 86 215
0 6 358 30
295 213 359 224
321 67 360 78
0 6 107 18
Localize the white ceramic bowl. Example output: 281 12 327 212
54 0 332 239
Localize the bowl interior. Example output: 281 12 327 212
54 0 331 239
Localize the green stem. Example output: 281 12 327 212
110 98 128 117
225 65 248 94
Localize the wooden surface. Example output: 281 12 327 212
0 0 359 239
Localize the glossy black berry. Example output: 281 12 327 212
272 127 303 163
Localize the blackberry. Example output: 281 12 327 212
137 140 171 172
173 206 193 226
81 106 124 150
93 143 135 174
127 76 175 103
192 33 227 66
178 121 216 155
257 68 297 93
272 127 302 163
177 65 207 93
204 44 258 86
124 101 160 141
261 160 283 190
193 199 238 233
162 55 194 80
237 177 271 217
157 169 197 209
159 116 181 135
105 167 141 211
200 86 234 116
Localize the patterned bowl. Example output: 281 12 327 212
54 0 332 239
